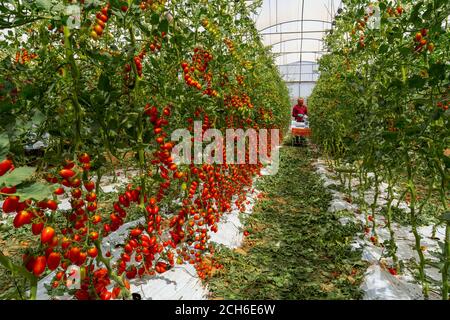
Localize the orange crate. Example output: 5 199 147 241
291 128 311 137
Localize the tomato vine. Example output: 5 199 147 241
309 0 449 299
0 0 290 300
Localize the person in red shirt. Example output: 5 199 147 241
292 98 308 122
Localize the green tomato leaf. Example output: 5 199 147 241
443 155 450 169
151 13 159 25
0 132 9 159
21 84 36 100
429 63 445 81
408 75 426 89
35 0 52 10
410 1 424 24
0 99 16 113
15 183 53 201
439 212 450 222
32 110 46 126
98 72 111 92
378 44 389 54
158 19 169 34
422 3 433 21
0 167 36 186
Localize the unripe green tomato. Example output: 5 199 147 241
80 266 86 281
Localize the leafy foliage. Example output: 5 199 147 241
208 147 366 299
308 0 450 299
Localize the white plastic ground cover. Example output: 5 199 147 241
314 159 445 300
31 175 262 300
360 265 423 300
130 264 208 300
103 216 209 300
33 262 209 300
209 188 260 249
130 187 261 300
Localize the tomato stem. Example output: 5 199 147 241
435 161 449 300
29 277 37 300
94 240 131 299
370 172 379 237
385 168 400 272
0 251 37 299
63 26 82 152
406 157 428 298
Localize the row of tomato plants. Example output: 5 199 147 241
0 0 290 299
309 0 449 299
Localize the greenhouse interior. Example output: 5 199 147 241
0 0 449 308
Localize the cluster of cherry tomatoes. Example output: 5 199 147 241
134 56 143 77
224 38 235 52
74 267 127 300
258 108 274 123
91 4 110 40
14 49 38 65
224 93 253 110
149 32 166 53
437 102 449 111
351 5 403 50
224 37 244 63
413 28 434 53
1 106 277 298
194 256 223 279
351 12 371 49
0 154 92 279
0 0 288 299
120 0 167 13
202 18 220 40
181 48 217 97
386 5 404 17
124 33 167 82
236 75 245 86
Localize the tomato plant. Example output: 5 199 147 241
0 0 290 300
309 0 449 299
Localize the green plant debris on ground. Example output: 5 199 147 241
208 146 367 300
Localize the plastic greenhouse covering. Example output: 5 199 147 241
249 0 342 101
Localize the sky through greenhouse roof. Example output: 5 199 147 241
251 0 342 65
247 0 343 98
